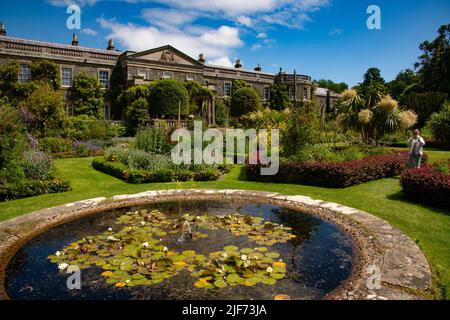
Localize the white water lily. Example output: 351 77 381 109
108 228 113 232
55 251 61 257
267 267 273 273
142 242 149 248
58 263 69 271
126 280 130 283
241 254 248 261
163 247 168 252
140 221 146 226
221 253 228 258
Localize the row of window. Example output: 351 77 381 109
131 69 195 82
288 87 309 100
18 63 110 88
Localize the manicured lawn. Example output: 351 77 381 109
0 149 449 298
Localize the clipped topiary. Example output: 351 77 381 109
230 86 260 117
148 79 189 117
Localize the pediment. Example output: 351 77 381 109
129 45 203 67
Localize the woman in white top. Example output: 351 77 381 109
407 129 425 169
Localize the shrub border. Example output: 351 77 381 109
92 158 224 183
400 165 450 209
247 151 428 188
0 178 70 202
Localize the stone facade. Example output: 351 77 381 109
315 87 341 113
0 28 314 121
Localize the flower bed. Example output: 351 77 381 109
400 161 450 210
246 151 427 188
92 158 229 184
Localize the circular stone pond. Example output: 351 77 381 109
5 200 354 300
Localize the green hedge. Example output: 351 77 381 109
92 158 222 184
0 178 70 202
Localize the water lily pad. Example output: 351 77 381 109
261 277 277 285
266 252 280 259
182 250 196 257
213 278 228 288
224 245 238 252
226 273 244 284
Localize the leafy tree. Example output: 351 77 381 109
19 83 66 138
215 99 229 126
120 84 153 106
282 107 319 157
107 62 126 120
269 84 291 110
338 88 417 142
231 79 251 96
148 79 189 117
70 72 104 119
426 103 450 149
183 81 213 114
230 87 261 117
0 60 19 101
125 97 150 136
0 105 27 184
415 24 450 95
358 68 386 97
387 69 421 100
403 92 448 127
314 79 348 93
362 68 385 86
30 60 60 90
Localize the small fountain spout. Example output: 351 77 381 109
177 220 193 243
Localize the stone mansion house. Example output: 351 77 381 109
0 23 339 122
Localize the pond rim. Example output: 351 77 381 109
0 189 432 300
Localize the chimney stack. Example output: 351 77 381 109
71 33 78 46
254 64 262 72
235 59 242 68
107 39 115 51
0 21 6 36
198 53 205 63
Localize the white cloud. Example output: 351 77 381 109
236 16 253 27
81 28 98 36
200 26 243 47
141 8 198 28
256 32 268 39
146 0 330 29
134 0 281 16
328 28 343 36
47 0 99 7
98 18 242 61
251 43 262 51
48 0 331 55
207 56 234 67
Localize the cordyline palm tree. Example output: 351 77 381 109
338 84 416 143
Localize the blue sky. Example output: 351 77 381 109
1 0 449 86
